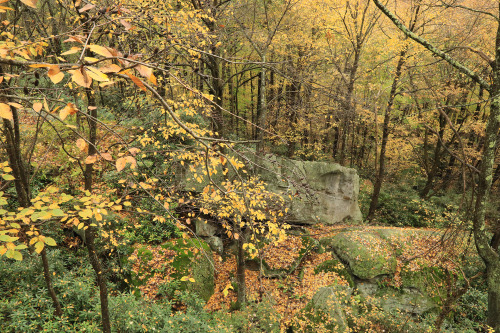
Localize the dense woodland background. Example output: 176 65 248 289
0 0 499 332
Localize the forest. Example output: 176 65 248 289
0 0 499 332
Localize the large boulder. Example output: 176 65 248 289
300 286 349 332
316 228 483 315
320 231 397 279
181 154 362 225
252 156 363 225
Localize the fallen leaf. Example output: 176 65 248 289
0 103 12 120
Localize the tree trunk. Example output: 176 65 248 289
236 228 246 307
256 54 267 152
367 47 408 220
41 248 63 316
420 112 446 198
0 70 62 317
487 263 500 332
84 88 111 333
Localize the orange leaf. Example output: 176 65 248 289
125 72 147 92
63 36 84 44
78 3 95 12
101 152 112 161
116 157 127 172
76 138 88 153
19 0 37 8
88 44 114 58
48 65 64 84
61 46 81 55
120 19 132 30
33 102 42 113
70 68 91 88
135 65 152 79
0 103 12 120
8 102 23 109
99 64 121 73
125 156 137 169
128 147 140 156
29 64 50 68
59 103 77 120
85 155 97 164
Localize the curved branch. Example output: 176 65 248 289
372 0 491 91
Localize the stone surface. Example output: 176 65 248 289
251 156 363 225
316 228 473 315
195 219 218 237
357 282 436 314
304 286 349 332
321 231 397 280
180 154 362 225
205 236 223 254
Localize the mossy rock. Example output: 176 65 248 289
321 231 397 280
297 286 349 332
160 238 215 302
314 259 355 288
357 282 437 315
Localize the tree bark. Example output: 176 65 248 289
367 47 408 220
41 248 63 316
84 87 111 333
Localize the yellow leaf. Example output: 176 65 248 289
180 276 189 282
86 66 109 82
0 103 12 120
20 0 37 8
44 237 56 246
188 278 195 282
43 98 50 113
33 102 42 113
83 57 99 63
99 64 121 73
88 44 114 58
76 138 88 153
8 102 23 109
85 155 97 164
34 241 44 253
222 284 233 297
61 46 81 55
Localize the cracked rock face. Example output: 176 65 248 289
250 156 363 225
181 155 363 226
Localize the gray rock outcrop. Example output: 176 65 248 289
181 154 363 226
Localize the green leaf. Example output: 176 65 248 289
12 250 22 261
0 234 19 242
50 209 65 217
15 244 28 250
44 237 57 246
2 174 15 181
